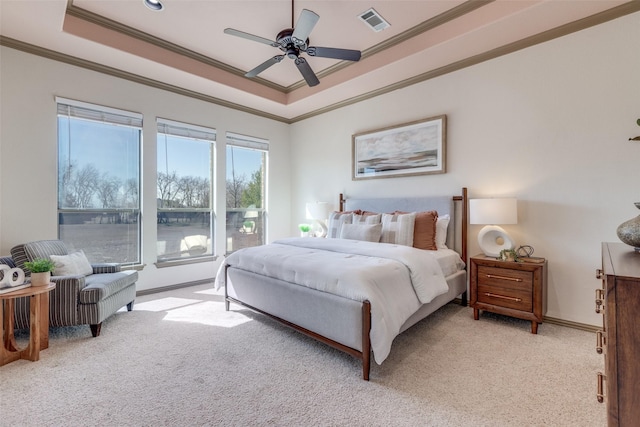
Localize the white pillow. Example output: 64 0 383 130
353 213 382 224
436 214 450 249
327 212 353 238
50 250 93 276
339 223 383 242
380 212 416 246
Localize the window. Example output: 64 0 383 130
57 98 142 265
226 133 268 253
157 119 215 262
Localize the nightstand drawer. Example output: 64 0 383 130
477 266 533 291
477 265 533 311
477 283 533 311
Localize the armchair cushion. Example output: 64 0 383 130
80 271 138 304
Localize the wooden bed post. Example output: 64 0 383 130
339 193 345 212
362 300 371 381
453 187 469 306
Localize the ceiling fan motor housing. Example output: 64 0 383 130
276 28 308 52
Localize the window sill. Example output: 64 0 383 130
154 255 218 269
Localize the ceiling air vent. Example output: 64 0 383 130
358 8 390 32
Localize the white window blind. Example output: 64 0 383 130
226 132 269 151
157 118 216 141
55 97 142 128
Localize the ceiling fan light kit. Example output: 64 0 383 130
224 3 361 87
143 0 164 12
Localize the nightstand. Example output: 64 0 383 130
469 255 547 334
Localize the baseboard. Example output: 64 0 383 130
136 279 213 297
542 316 599 333
452 298 600 333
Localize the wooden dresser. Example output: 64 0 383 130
596 242 640 426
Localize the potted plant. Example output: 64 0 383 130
24 258 56 286
298 223 311 237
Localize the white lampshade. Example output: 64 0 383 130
306 202 331 220
469 198 518 258
469 198 518 225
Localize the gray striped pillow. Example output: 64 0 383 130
327 212 353 238
380 212 416 246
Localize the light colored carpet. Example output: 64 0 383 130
1 283 605 426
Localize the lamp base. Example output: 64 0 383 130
477 225 515 258
311 219 328 238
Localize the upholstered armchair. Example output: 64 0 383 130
2 239 137 337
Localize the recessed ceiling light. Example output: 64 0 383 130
144 0 164 11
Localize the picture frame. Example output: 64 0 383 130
352 115 446 180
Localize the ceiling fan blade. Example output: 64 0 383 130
307 46 362 62
294 57 320 87
291 9 319 47
245 55 284 78
224 28 278 47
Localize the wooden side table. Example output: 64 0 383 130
469 255 547 334
1 282 55 366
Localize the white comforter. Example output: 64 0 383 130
214 237 451 364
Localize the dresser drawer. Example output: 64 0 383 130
477 266 533 311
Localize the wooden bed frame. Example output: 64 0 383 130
224 187 468 380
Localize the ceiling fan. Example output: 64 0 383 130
224 1 361 87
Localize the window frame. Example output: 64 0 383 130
56 97 142 266
225 132 269 254
155 118 217 266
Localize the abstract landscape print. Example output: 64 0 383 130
353 115 446 180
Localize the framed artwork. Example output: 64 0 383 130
352 115 446 180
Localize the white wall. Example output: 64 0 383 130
290 12 640 326
0 47 291 292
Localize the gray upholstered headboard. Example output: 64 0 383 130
341 189 468 261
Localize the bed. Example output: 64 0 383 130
215 188 468 380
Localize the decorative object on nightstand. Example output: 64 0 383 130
298 223 311 237
470 254 547 334
306 201 331 237
469 197 518 258
616 202 640 252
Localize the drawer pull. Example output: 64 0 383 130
484 292 522 302
597 372 606 403
596 330 605 354
595 289 604 314
485 274 523 282
595 268 603 279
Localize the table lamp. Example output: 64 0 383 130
305 202 331 237
469 198 518 258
